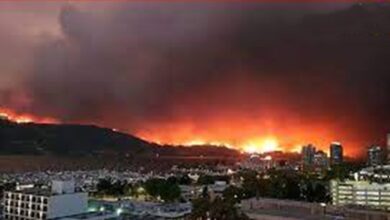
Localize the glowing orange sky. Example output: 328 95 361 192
0 107 58 124
135 113 361 157
0 106 364 157
2 3 387 160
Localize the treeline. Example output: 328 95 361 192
94 177 181 202
191 186 249 220
189 169 334 220
228 169 333 203
93 174 231 202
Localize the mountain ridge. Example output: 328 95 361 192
0 118 240 158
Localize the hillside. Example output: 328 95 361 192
0 119 240 158
0 119 157 156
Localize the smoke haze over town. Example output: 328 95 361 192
1 2 390 157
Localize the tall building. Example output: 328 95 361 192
330 142 343 165
367 145 384 167
3 180 88 220
301 144 316 168
387 133 390 163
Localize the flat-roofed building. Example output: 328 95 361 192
3 180 88 220
331 179 390 211
241 197 390 220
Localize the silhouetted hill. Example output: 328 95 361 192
0 118 156 156
156 144 240 158
0 119 240 158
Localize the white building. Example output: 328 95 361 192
3 180 88 220
331 179 390 210
357 165 390 181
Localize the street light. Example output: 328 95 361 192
320 203 326 215
116 208 123 216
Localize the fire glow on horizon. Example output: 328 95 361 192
0 107 349 156
0 3 383 159
0 107 58 124
135 118 344 155
151 137 285 154
139 133 332 155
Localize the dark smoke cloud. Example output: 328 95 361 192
2 2 390 155
28 3 348 119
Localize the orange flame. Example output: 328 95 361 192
135 115 359 156
0 107 58 124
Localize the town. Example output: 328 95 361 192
2 134 390 220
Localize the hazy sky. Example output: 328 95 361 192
1 2 389 156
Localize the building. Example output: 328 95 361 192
331 179 390 211
241 197 390 220
330 142 343 165
3 180 88 220
301 144 316 168
367 145 384 167
301 145 329 172
240 154 276 170
313 150 328 170
180 181 228 201
356 165 390 182
387 133 390 163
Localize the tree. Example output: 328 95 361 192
301 180 330 203
111 180 125 196
143 178 181 202
325 163 363 181
234 169 331 204
96 178 113 195
201 186 210 199
190 197 210 220
240 170 263 198
167 176 178 185
123 183 133 196
160 182 181 202
210 196 249 220
144 178 164 198
197 174 215 185
223 186 245 203
178 174 192 185
190 196 249 220
95 178 127 197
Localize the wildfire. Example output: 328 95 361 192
143 134 283 154
135 116 358 156
0 107 58 124
0 107 357 156
243 137 280 153
183 139 232 148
